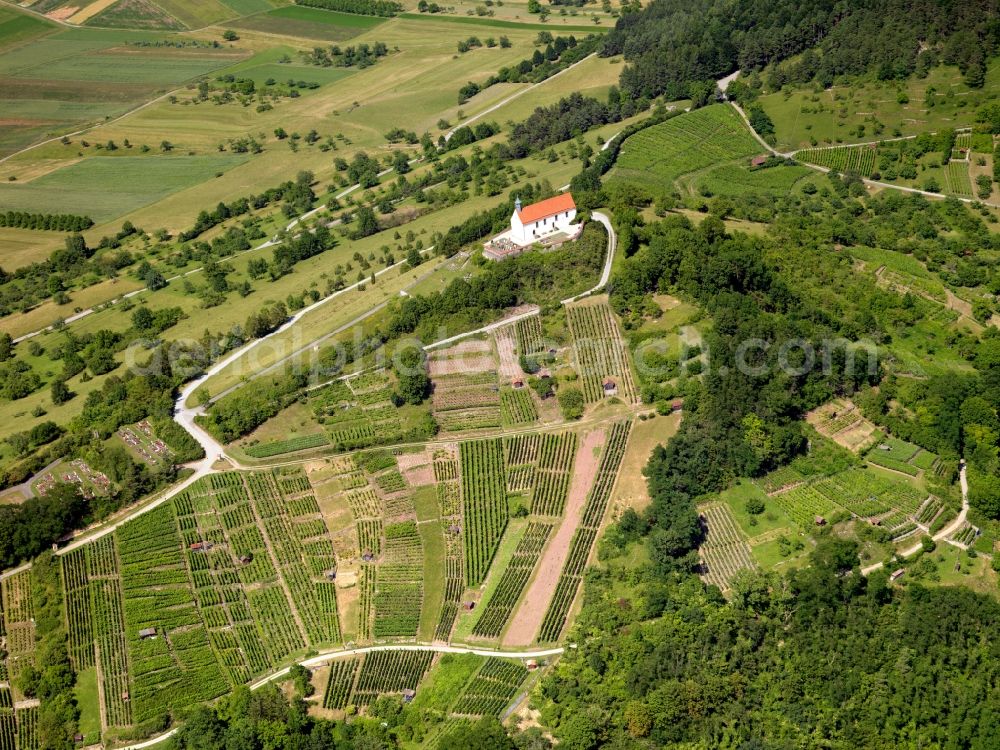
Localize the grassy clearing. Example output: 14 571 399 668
693 163 812 197
717 480 793 538
611 412 679 510
0 227 65 271
0 154 250 222
418 514 446 641
73 667 102 743
758 61 1000 151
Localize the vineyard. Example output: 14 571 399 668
514 315 545 356
460 439 508 586
310 371 405 451
537 420 631 642
472 523 553 639
796 144 876 175
450 657 529 716
611 104 760 191
244 432 329 458
374 521 423 638
531 433 577 516
866 436 938 476
795 134 975 199
500 388 538 426
566 302 637 404
321 650 436 709
698 504 757 591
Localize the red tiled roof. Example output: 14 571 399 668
517 193 576 224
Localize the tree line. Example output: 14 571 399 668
0 211 93 232
295 0 403 16
602 0 1000 101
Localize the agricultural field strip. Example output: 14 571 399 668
472 523 553 639
566 302 638 404
698 503 756 591
537 420 631 643
460 438 508 587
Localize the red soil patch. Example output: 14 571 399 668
502 426 607 647
45 7 79 21
397 451 434 487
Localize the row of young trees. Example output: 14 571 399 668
0 211 93 232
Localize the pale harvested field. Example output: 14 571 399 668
612 412 680 511
428 354 496 377
503 426 606 646
68 0 118 23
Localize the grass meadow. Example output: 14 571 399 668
0 154 251 222
758 61 1000 151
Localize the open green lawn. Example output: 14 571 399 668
717 480 794 539
0 154 250 222
16 49 242 83
73 666 102 743
693 163 813 197
235 62 356 87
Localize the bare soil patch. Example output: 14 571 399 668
495 327 521 381
45 6 79 21
503 426 607 647
428 355 495 377
397 450 435 486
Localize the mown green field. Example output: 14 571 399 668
693 163 813 197
0 154 250 222
232 6 386 41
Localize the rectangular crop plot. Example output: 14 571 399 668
0 155 249 224
460 439 509 586
698 504 756 591
451 657 528 717
566 302 637 404
351 650 434 707
232 6 385 41
472 523 552 639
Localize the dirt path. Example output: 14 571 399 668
503 427 606 647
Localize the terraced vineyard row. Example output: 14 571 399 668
566 302 637 404
352 650 434 706
698 504 756 591
451 657 529 716
374 521 424 638
472 523 553 639
116 504 230 725
500 388 538 426
532 432 577 516
537 421 631 642
460 439 508 586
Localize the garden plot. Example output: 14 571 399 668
396 450 435 487
566 300 638 404
117 419 172 466
865 435 939 476
0 571 35 691
32 458 109 498
310 371 404 451
697 503 757 591
806 399 879 452
431 370 502 433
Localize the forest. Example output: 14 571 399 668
604 0 1000 99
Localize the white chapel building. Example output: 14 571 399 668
509 193 577 245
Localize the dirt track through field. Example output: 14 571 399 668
503 426 606 647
